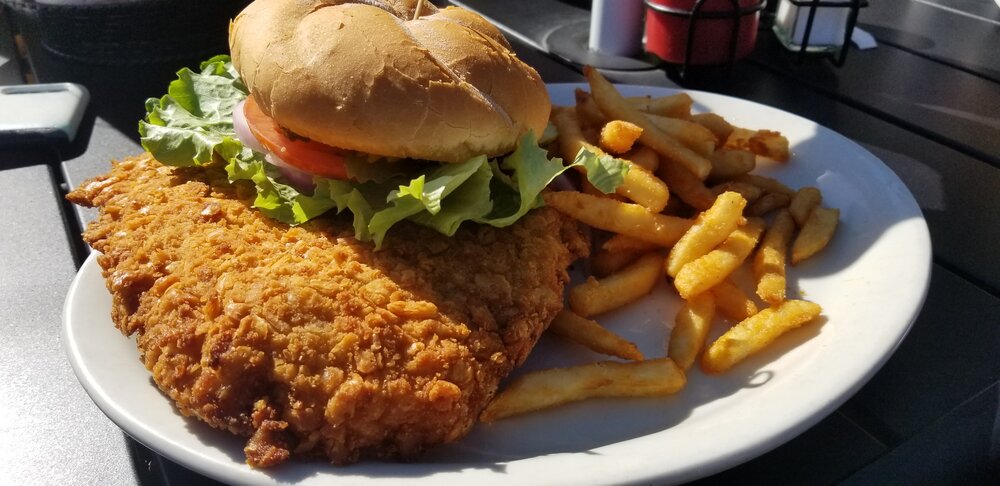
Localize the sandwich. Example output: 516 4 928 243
139 0 624 247
68 0 624 468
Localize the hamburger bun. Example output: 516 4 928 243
229 0 551 163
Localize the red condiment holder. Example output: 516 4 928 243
644 0 764 67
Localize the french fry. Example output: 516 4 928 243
618 162 671 212
584 66 712 179
691 112 734 143
724 128 789 161
574 88 608 129
543 191 692 247
791 207 839 264
655 157 716 211
789 186 822 227
602 233 662 254
710 181 763 202
723 127 756 152
511 86 844 422
749 130 790 162
701 300 822 373
581 178 627 201
551 109 669 211
708 149 755 180
591 247 642 277
746 191 791 216
548 309 644 361
480 358 686 422
753 209 795 306
710 278 759 321
627 93 693 119
600 120 643 154
570 252 664 317
666 191 748 277
551 107 590 163
646 113 718 157
735 174 795 195
626 146 659 172
668 293 716 370
673 218 765 300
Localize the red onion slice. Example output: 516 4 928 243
265 152 316 191
550 173 577 191
232 99 266 154
233 99 315 191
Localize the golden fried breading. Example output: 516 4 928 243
67 155 587 467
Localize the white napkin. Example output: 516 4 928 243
851 27 878 50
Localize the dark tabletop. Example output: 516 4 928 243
1 0 998 484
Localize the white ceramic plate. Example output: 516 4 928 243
63 84 931 485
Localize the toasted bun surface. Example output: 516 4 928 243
230 0 551 163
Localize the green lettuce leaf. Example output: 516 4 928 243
573 146 630 194
342 155 417 184
487 131 568 226
368 155 491 247
138 55 629 248
538 121 559 146
409 159 495 237
139 55 247 166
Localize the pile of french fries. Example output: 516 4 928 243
480 67 840 423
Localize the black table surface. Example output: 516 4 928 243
1 0 998 484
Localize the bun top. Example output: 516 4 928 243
230 0 551 163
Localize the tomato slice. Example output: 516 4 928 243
243 97 349 180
